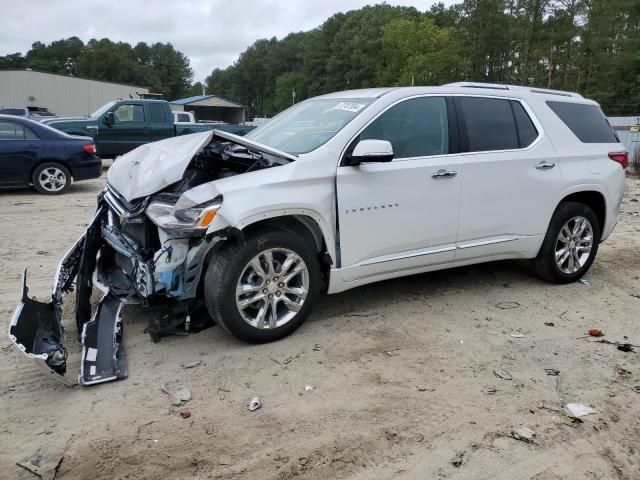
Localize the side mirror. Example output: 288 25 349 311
104 111 115 125
346 139 394 166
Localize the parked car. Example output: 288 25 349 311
0 106 57 121
173 110 196 124
41 99 255 157
10 83 627 385
0 114 100 194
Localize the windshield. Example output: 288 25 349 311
245 98 374 154
90 101 118 118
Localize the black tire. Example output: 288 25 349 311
530 201 601 283
204 229 321 343
32 162 71 195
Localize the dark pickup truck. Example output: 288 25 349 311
41 99 255 157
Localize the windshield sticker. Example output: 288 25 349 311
333 102 366 113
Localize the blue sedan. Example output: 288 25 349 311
0 114 102 194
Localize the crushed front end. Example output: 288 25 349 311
9 130 290 386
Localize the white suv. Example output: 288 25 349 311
11 82 627 385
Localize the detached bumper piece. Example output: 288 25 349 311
8 206 128 386
80 294 127 385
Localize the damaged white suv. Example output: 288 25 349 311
10 82 626 385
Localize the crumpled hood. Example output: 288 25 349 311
107 131 213 201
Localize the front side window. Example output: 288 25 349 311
458 97 519 152
113 104 145 123
0 121 37 140
360 96 449 159
245 98 375 154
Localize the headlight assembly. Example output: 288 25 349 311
146 199 221 234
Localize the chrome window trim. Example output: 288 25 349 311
338 93 545 167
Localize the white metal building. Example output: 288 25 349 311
608 116 640 165
0 69 148 117
170 95 246 123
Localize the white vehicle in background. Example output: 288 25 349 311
10 82 627 386
173 110 195 123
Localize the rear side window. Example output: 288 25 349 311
0 121 37 140
458 97 518 151
547 101 617 143
360 96 449 159
149 103 168 123
511 101 538 148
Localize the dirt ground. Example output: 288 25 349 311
1 167 640 480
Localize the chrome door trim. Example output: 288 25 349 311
456 236 519 250
360 245 456 266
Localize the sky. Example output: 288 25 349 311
1 0 456 82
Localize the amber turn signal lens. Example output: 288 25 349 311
198 209 217 228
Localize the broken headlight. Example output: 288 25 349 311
146 199 221 234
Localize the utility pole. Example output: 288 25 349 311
292 88 296 105
202 83 206 96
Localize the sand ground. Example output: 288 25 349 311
1 168 639 479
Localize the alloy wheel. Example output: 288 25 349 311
38 167 67 193
555 216 593 274
235 248 309 329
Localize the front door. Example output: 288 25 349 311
336 96 463 282
453 96 563 260
98 102 149 156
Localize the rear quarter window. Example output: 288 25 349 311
547 101 618 143
511 101 538 148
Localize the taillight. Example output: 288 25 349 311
83 144 96 154
609 151 628 169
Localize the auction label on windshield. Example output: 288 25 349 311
333 102 366 112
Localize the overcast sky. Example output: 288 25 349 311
1 0 455 82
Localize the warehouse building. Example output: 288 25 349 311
0 69 148 117
170 95 246 123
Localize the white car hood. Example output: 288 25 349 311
107 131 213 201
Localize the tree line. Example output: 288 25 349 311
0 38 193 100
1 1 637 116
206 0 639 117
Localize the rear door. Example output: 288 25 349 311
453 96 562 260
98 102 149 155
336 96 464 282
0 120 41 185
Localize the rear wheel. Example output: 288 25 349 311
204 229 321 343
32 162 71 194
531 201 600 283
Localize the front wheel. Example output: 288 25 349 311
530 201 600 283
204 229 321 343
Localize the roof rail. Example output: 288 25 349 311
528 88 583 98
443 82 583 98
444 82 509 90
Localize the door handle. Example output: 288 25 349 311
431 169 457 179
536 161 556 170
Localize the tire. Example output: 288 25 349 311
530 201 601 283
204 229 321 343
32 162 71 194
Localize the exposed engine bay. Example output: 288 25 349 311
9 130 293 386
